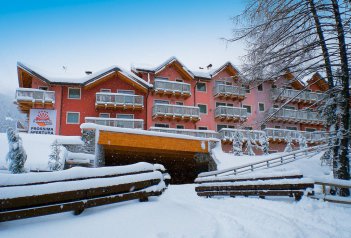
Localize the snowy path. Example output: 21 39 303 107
1 184 350 238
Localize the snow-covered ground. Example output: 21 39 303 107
1 183 350 238
0 133 82 171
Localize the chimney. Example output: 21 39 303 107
85 71 92 75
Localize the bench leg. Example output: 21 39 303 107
139 197 149 202
73 208 85 216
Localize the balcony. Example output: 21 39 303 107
152 104 200 121
267 108 324 125
85 117 144 129
15 88 55 112
213 85 246 100
219 128 263 143
264 128 327 144
149 127 219 139
95 93 144 110
271 88 327 104
154 79 191 98
215 106 248 122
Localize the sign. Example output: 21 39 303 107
29 109 57 135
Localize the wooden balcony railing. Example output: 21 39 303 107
149 127 219 139
95 93 144 110
15 88 55 112
154 79 191 97
267 108 324 125
271 88 326 104
152 104 200 121
213 85 246 100
215 106 248 122
85 117 144 129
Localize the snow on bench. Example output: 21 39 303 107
0 163 170 222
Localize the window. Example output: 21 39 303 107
216 102 226 107
284 106 295 110
117 114 134 119
258 103 265 112
243 105 252 114
198 104 207 114
118 90 134 95
155 123 169 128
286 126 298 131
39 86 48 90
66 112 80 124
155 77 169 81
196 82 207 92
175 101 184 105
176 125 185 129
154 100 169 104
261 124 266 130
175 79 183 82
275 126 281 129
217 124 227 131
273 105 279 108
258 84 263 91
245 127 253 130
100 89 111 93
99 113 110 118
227 103 234 107
68 88 81 99
244 85 250 93
272 84 277 89
198 127 208 130
225 81 233 86
305 128 316 132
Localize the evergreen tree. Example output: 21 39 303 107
284 134 293 153
259 132 269 155
246 132 256 156
48 139 64 171
298 134 308 151
232 130 244 156
6 127 27 174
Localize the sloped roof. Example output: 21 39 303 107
17 62 152 89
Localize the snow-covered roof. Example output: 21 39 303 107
17 62 152 89
133 56 195 79
210 61 240 78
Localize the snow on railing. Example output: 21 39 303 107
85 117 144 129
198 144 330 178
218 128 264 141
152 104 200 119
154 79 191 95
268 108 324 123
264 128 327 143
213 85 246 97
15 88 55 103
271 88 327 102
215 106 248 119
149 127 219 139
95 92 143 107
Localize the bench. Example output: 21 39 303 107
0 162 170 222
195 171 314 201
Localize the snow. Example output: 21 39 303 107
0 162 160 187
0 133 83 171
1 184 351 238
81 123 218 143
0 171 164 199
66 152 95 165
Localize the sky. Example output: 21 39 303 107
0 0 246 94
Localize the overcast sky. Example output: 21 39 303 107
0 0 246 94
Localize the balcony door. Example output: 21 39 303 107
118 90 134 104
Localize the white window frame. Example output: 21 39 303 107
242 105 252 114
116 114 134 119
99 113 110 118
196 82 207 92
258 102 265 112
197 104 208 114
117 89 135 95
66 112 80 124
68 87 81 99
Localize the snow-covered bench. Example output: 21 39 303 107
0 162 170 222
195 171 314 201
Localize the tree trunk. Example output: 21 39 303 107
331 0 350 196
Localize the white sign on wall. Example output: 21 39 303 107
29 109 57 135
